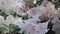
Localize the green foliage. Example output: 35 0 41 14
9 24 20 31
12 12 21 17
9 24 20 34
0 10 8 19
22 14 28 20
35 0 43 6
0 24 20 34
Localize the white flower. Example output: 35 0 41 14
5 15 15 25
52 17 60 34
36 21 49 34
5 15 24 26
14 18 25 28
0 16 7 27
20 19 49 34
0 0 25 15
0 15 25 27
52 17 59 23
24 18 40 24
27 0 57 19
15 0 26 16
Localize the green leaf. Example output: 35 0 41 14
9 24 20 31
22 14 28 20
0 27 8 31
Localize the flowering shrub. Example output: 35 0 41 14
0 0 60 34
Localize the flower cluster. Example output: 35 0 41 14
0 0 26 16
0 0 60 34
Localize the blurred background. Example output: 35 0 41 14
25 0 60 9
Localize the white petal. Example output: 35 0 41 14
0 16 4 23
5 15 15 25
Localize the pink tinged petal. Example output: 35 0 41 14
28 23 36 34
36 21 49 34
25 22 37 34
5 15 15 25
38 20 49 29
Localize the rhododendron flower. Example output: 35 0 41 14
0 15 24 26
0 0 60 34
36 21 49 34
14 17 25 28
5 15 15 25
0 0 26 15
27 0 57 21
20 19 50 34
5 15 24 26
